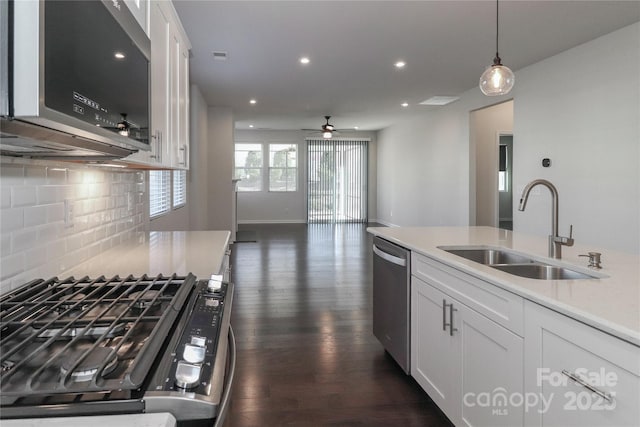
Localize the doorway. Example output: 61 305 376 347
498 134 513 230
306 138 368 223
469 100 514 228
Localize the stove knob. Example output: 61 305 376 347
183 343 206 364
191 335 206 347
175 361 201 389
207 274 223 293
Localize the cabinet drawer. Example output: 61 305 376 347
524 301 640 426
412 252 524 336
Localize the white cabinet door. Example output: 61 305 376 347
122 1 168 167
175 45 189 169
458 301 524 427
412 275 525 427
524 301 640 427
150 1 171 167
411 276 457 416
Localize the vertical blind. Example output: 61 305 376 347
149 170 171 218
307 138 368 223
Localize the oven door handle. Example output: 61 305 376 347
214 325 237 427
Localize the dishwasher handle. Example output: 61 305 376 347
373 244 407 267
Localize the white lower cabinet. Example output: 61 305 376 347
411 263 524 426
524 301 640 427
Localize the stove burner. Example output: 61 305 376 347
36 322 127 340
129 290 161 310
60 346 118 382
56 293 86 314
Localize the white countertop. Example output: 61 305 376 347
1 413 177 427
368 226 640 346
62 230 231 280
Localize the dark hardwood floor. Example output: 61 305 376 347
225 223 451 427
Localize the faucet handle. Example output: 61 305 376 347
579 252 602 269
554 224 575 246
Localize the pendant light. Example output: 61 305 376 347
479 0 514 96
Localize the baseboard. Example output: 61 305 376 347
238 219 307 224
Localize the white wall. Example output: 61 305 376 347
207 107 234 230
188 84 210 230
0 161 146 293
513 22 639 253
234 129 378 223
376 22 639 253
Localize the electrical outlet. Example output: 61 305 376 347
127 193 134 213
64 199 74 228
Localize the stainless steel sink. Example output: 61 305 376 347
442 248 534 265
491 263 599 280
438 246 601 280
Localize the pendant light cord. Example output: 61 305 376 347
494 0 502 65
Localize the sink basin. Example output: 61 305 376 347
491 263 600 280
438 246 601 280
442 248 534 265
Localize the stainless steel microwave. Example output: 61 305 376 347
0 0 151 160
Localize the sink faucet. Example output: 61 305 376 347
518 179 574 259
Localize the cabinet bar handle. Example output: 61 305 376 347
449 303 458 336
561 370 613 402
442 299 447 331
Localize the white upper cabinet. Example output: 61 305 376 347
123 0 190 169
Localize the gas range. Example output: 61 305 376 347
0 273 235 425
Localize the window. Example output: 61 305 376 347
269 144 297 191
150 170 171 218
498 144 508 192
234 144 263 191
173 170 187 208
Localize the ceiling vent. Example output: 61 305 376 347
419 96 460 106
212 51 228 61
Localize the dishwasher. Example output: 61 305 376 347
372 236 411 374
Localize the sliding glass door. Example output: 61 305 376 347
307 138 368 223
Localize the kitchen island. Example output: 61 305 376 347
368 226 640 427
367 226 639 344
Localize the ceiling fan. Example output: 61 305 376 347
302 116 342 139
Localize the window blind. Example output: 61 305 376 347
149 170 171 218
173 170 187 208
307 138 368 223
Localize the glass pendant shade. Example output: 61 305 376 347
322 131 332 139
479 62 515 96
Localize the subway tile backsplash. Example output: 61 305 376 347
0 162 146 294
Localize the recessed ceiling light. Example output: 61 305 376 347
354 126 359 130
299 57 310 65
401 102 409 108
249 99 257 105
395 61 406 69
114 52 125 59
249 124 254 128
419 96 460 106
